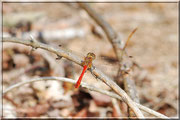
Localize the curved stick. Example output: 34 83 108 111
3 76 168 119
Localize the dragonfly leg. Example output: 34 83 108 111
56 55 63 60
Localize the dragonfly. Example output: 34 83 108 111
72 28 138 88
75 52 96 88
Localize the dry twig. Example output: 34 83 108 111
78 3 140 117
3 37 143 118
3 76 169 119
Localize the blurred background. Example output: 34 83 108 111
2 2 178 118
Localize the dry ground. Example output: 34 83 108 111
2 3 178 118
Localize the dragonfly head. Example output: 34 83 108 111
87 52 96 60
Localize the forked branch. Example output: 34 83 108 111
3 37 143 118
78 2 141 117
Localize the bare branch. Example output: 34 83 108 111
3 76 169 119
3 37 143 118
78 3 121 57
78 3 141 117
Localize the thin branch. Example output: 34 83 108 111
121 28 139 117
78 3 141 117
3 76 169 119
124 76 139 117
3 37 143 118
78 2 123 60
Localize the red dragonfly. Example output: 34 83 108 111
74 27 137 88
75 52 96 88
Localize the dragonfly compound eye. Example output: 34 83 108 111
87 52 96 60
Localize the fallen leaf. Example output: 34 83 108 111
89 91 111 107
17 102 50 117
71 89 92 111
73 107 87 118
